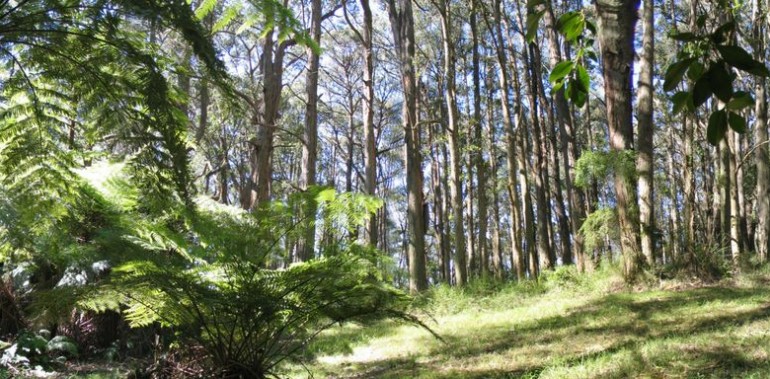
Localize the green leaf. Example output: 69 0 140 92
717 45 755 70
687 61 705 81
746 61 770 77
550 60 575 85
557 12 580 30
212 4 243 33
553 79 566 92
194 0 217 19
568 80 587 107
707 110 728 145
697 15 707 28
585 20 597 35
711 21 735 44
664 58 696 92
692 75 713 107
707 63 733 102
728 112 747 133
670 32 698 42
47 336 78 357
671 91 691 114
557 11 585 42
727 91 755 110
576 64 590 93
526 10 546 43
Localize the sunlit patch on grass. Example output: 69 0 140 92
292 271 770 378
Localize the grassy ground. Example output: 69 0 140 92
290 267 770 379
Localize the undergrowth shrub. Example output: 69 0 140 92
0 329 78 373
20 164 430 378
655 242 731 283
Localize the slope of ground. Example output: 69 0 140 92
294 268 770 379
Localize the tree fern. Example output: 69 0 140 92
0 0 230 217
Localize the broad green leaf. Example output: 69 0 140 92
692 75 713 107
47 336 78 357
727 91 754 110
576 64 590 93
564 17 585 41
746 61 770 77
717 45 754 70
687 61 705 81
697 15 707 28
557 12 581 30
550 61 575 85
553 79 566 92
712 21 735 44
671 91 690 114
670 32 698 42
708 63 733 102
526 10 546 43
557 12 584 42
664 58 696 92
568 80 587 107
728 112 747 133
585 20 597 35
707 110 728 145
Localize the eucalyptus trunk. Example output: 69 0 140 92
437 0 467 286
595 0 642 279
753 0 770 261
296 0 321 262
636 0 655 266
387 0 427 293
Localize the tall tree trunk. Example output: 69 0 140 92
753 0 770 262
247 35 286 209
595 0 642 280
195 80 210 145
489 0 526 280
360 0 378 247
543 1 586 270
636 0 655 266
296 0 321 262
430 121 451 283
471 0 489 279
438 0 467 286
522 43 553 271
510 51 538 278
665 124 680 262
486 62 504 279
387 0 427 293
683 0 698 266
729 134 742 266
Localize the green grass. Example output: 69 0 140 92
291 267 770 378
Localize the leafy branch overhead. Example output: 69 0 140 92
665 20 770 145
528 1 595 107
193 0 320 52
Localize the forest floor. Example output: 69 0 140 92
27 266 770 378
291 267 770 379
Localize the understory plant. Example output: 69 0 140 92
28 164 430 378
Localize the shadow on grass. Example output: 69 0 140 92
302 321 405 359
317 286 770 378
